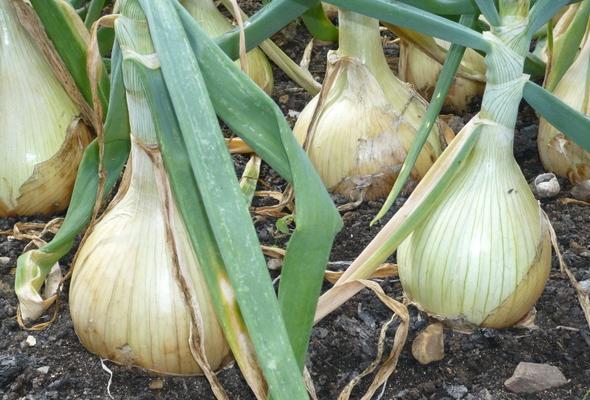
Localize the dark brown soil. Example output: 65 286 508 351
1 3 589 400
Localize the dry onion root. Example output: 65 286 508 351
0 0 91 217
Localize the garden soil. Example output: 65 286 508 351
1 3 589 399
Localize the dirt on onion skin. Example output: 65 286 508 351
2 3 590 400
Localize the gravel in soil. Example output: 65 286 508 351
1 4 590 400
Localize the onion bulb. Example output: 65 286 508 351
538 19 590 184
0 0 91 217
181 0 273 94
293 10 445 200
397 21 552 328
390 26 486 113
70 142 229 375
69 9 229 375
398 117 552 328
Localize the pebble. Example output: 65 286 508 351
0 256 9 266
148 378 164 390
534 173 560 198
36 366 50 375
25 335 37 347
411 322 445 365
445 384 468 399
504 362 567 393
579 280 590 295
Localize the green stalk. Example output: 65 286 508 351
30 0 109 111
301 1 338 42
326 0 490 51
215 0 316 60
84 0 107 28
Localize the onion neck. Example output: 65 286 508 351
477 5 530 153
337 9 390 78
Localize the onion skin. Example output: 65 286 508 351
0 0 89 217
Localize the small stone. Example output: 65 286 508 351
267 258 283 271
534 173 560 198
278 94 289 104
445 384 468 399
571 180 590 202
0 257 9 266
148 378 164 390
504 362 567 393
412 322 445 365
287 109 300 118
36 366 50 375
25 335 37 347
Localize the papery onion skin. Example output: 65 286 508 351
0 0 89 217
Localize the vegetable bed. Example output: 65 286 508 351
1 0 589 399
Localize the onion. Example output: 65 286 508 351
69 7 229 375
0 0 91 217
397 14 552 328
293 10 445 200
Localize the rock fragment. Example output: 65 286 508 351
149 378 164 390
411 322 445 365
504 362 567 393
36 366 50 375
